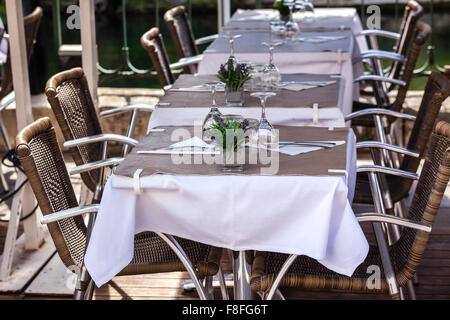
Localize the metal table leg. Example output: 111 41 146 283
233 250 254 300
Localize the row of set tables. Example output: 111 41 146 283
85 7 370 299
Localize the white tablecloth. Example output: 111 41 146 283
198 8 368 117
147 107 346 132
85 127 367 287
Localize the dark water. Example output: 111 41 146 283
45 9 450 90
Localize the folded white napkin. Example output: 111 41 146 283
298 35 347 44
278 140 345 156
276 80 336 91
137 137 220 155
250 140 346 156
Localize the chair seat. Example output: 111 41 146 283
353 172 410 204
250 239 412 294
118 231 221 278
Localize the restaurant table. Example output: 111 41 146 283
198 8 367 117
84 125 369 299
153 73 347 130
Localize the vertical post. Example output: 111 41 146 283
223 0 230 26
80 0 98 108
217 0 223 32
52 0 62 49
1 0 45 281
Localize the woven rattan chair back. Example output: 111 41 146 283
390 22 431 112
393 121 450 285
141 28 175 87
164 5 198 74
0 6 43 101
387 1 423 84
16 117 87 269
45 68 102 193
390 72 450 202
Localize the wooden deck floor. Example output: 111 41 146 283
3 223 447 300
91 231 450 300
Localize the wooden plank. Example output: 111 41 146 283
24 254 73 297
0 230 55 293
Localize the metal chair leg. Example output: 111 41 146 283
266 254 298 300
84 279 95 300
413 273 420 286
406 279 417 300
0 113 11 193
204 276 214 300
368 172 401 298
0 163 8 193
217 266 229 300
156 232 208 300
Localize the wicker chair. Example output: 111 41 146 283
356 1 423 101
351 22 431 128
0 6 43 192
140 28 175 88
251 120 450 300
16 117 224 300
164 5 218 74
351 72 450 212
140 27 203 89
45 67 155 198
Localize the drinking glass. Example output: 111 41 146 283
250 92 276 142
284 1 299 41
222 34 241 67
300 0 315 24
261 42 282 88
269 20 286 41
202 82 223 141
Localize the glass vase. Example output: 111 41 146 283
225 86 244 107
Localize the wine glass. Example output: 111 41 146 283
269 20 286 41
299 0 315 24
261 42 282 88
250 92 276 143
202 82 223 141
284 1 299 41
222 34 241 67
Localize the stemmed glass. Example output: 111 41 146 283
298 0 315 24
250 92 276 142
202 82 223 141
284 1 299 41
222 34 242 67
261 41 282 88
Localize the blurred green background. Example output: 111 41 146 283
0 0 449 90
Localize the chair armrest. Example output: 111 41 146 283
0 96 15 112
345 108 416 122
195 34 219 45
99 103 157 118
41 204 100 224
356 141 419 158
356 213 431 232
357 165 419 180
353 50 406 64
170 54 204 70
357 29 400 40
69 157 124 175
63 134 138 149
353 75 406 87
